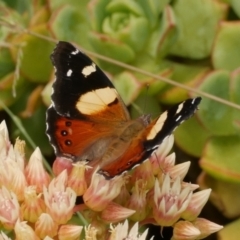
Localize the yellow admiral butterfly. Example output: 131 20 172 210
46 41 201 179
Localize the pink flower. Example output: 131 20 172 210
181 189 212 221
25 148 50 193
21 186 46 223
153 174 192 226
149 135 174 175
127 179 149 221
43 170 76 224
83 170 124 211
108 220 152 240
58 224 83 240
0 187 20 229
172 220 201 240
67 162 88 196
52 157 73 176
35 213 58 238
192 218 223 239
101 201 135 223
0 156 27 201
131 161 155 190
14 219 40 240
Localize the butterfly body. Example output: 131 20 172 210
46 41 201 179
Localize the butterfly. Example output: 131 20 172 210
46 41 201 179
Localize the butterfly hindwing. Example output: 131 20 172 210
98 97 201 179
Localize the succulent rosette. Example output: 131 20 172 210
88 0 174 69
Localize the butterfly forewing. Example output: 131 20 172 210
50 41 129 121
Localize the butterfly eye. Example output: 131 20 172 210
65 140 72 146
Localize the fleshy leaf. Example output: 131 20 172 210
230 0 240 17
89 32 135 63
106 0 145 16
41 79 53 107
130 93 162 120
0 48 15 79
30 6 50 27
138 0 170 28
49 5 91 50
88 0 110 32
146 5 177 59
230 68 240 104
102 15 149 52
197 70 240 135
159 62 210 104
175 116 210 157
170 0 227 59
49 0 89 11
212 21 240 71
11 25 53 83
198 173 240 218
200 135 240 182
113 71 142 105
0 73 29 109
218 218 240 239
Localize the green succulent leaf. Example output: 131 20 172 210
2 0 30 14
212 21 240 71
89 32 135 63
11 25 53 83
146 6 177 59
138 0 170 28
49 5 91 50
159 62 210 104
230 0 240 17
0 73 31 109
170 0 227 59
199 174 240 218
200 135 240 183
88 0 109 32
49 0 89 12
41 79 53 107
130 93 161 120
175 115 210 157
106 0 145 16
197 70 240 135
113 71 142 105
102 15 149 52
0 48 15 79
230 68 240 104
218 218 240 238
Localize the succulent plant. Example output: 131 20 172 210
0 0 240 239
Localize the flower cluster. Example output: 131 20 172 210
0 121 222 239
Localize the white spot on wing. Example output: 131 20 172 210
76 87 118 114
176 103 184 114
147 112 168 140
67 69 73 77
175 115 182 122
71 49 79 55
82 63 96 77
